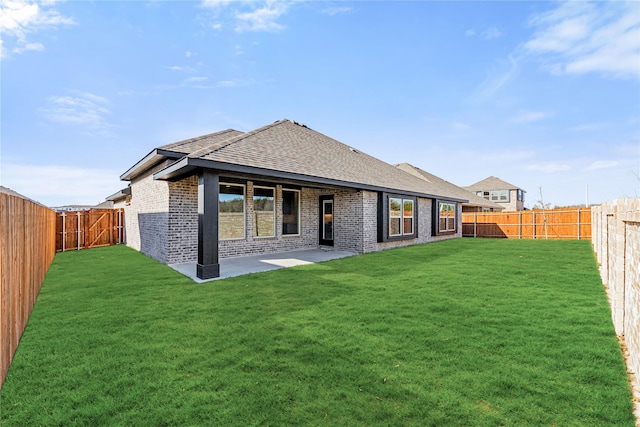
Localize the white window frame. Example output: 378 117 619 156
253 186 276 238
490 190 509 202
282 189 301 237
403 199 414 236
439 202 457 233
219 182 246 241
389 197 415 237
389 197 403 237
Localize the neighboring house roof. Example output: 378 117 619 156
395 163 503 210
105 187 131 202
137 119 468 202
465 176 524 192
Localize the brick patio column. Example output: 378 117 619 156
197 169 220 279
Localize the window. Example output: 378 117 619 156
219 184 245 240
389 198 402 236
517 189 525 202
479 190 509 202
403 199 414 235
253 187 275 237
378 193 417 242
389 197 414 237
282 189 300 235
439 202 456 232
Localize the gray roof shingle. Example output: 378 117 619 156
178 119 467 200
395 163 503 210
160 129 245 154
465 176 524 192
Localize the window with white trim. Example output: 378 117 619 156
479 190 509 202
389 197 414 236
439 202 456 232
378 193 418 242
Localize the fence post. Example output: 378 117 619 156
519 212 522 239
61 212 66 252
533 211 536 239
577 209 581 240
77 211 81 250
474 212 477 238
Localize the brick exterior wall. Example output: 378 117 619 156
125 173 462 263
167 175 198 264
592 198 640 420
124 162 171 263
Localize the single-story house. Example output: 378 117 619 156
465 176 526 212
395 164 504 212
119 119 469 279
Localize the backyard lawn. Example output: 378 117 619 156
0 239 635 426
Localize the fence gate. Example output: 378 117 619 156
56 208 125 252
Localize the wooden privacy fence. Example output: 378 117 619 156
462 208 591 240
1 192 56 389
56 209 125 252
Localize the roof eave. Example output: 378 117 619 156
154 157 469 202
120 148 184 181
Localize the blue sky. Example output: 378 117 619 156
1 0 639 208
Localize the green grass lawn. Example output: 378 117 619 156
0 239 635 426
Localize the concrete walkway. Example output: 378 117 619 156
169 248 356 283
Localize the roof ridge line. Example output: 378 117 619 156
188 119 290 158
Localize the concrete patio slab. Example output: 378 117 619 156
169 248 356 283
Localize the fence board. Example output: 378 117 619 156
462 208 591 240
56 209 125 252
0 193 56 389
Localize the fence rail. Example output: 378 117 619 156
1 193 56 389
462 208 591 240
56 209 125 252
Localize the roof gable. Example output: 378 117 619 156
395 163 499 209
465 176 523 192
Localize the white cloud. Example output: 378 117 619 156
0 163 123 206
525 1 640 79
527 163 571 173
216 78 255 88
586 160 619 171
465 27 502 40
40 91 110 127
235 2 289 32
322 6 352 16
511 111 553 123
201 0 234 9
0 0 74 57
481 27 502 40
468 55 519 103
166 65 195 72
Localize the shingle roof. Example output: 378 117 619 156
159 129 245 154
395 163 502 210
465 176 523 192
171 119 467 200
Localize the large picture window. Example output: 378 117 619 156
282 189 300 235
219 184 245 240
439 202 456 233
253 187 275 238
